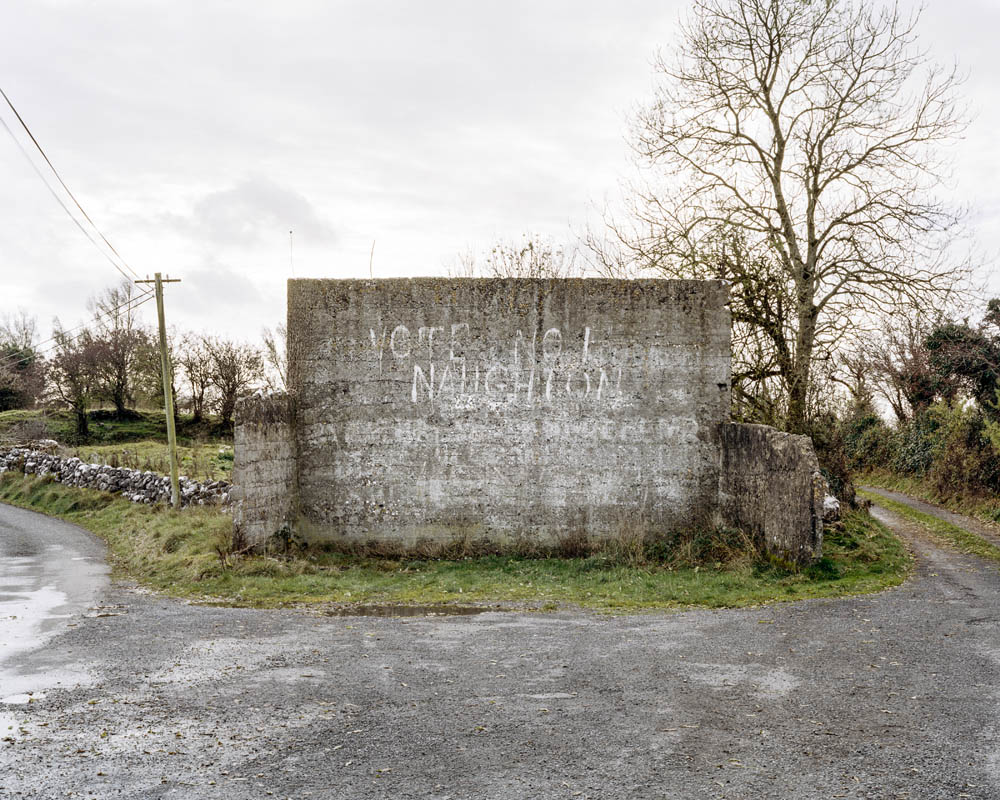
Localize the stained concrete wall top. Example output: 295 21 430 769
287 278 731 546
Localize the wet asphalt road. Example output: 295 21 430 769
0 499 998 800
0 503 108 702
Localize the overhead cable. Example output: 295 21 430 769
0 85 139 279
0 117 139 286
0 291 155 371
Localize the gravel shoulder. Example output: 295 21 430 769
1 499 999 799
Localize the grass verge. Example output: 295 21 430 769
1 472 911 612
858 487 1000 565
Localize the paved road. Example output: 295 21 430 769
0 503 108 700
0 499 998 800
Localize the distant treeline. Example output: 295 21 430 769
833 299 1000 501
0 280 284 439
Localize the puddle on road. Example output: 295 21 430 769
2 692 45 705
0 710 24 740
0 544 107 698
0 582 72 651
323 604 493 618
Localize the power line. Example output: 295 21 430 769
0 85 139 279
0 292 155 370
0 86 160 372
0 116 138 286
0 290 155 370
37 295 156 368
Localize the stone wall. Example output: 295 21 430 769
0 447 231 506
718 423 825 566
285 278 732 548
230 392 296 547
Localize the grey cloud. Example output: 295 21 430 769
181 264 265 311
32 275 105 330
174 263 282 334
2 0 997 341
175 177 335 248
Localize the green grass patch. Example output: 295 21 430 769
0 408 231 448
0 472 911 611
861 469 1000 526
67 440 233 482
858 487 1000 565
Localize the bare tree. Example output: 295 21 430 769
443 247 480 278
859 315 943 423
175 334 215 422
0 310 39 351
88 280 155 420
833 351 876 415
483 234 582 279
260 324 287 392
48 325 104 440
0 311 45 410
205 337 265 427
598 0 967 431
446 234 584 279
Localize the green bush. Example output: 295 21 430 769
856 401 1000 500
924 403 1000 499
842 412 895 472
808 412 854 503
889 410 939 476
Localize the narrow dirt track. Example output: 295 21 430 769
862 486 1000 548
1 498 999 800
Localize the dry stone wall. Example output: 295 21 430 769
0 447 231 506
286 278 732 549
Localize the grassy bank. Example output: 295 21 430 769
860 469 1000 526
0 408 230 448
858 487 1000 565
67 440 233 482
0 473 911 611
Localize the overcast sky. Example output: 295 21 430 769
2 0 998 344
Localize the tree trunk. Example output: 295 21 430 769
172 384 181 427
220 393 235 428
113 392 128 421
74 405 89 440
787 303 817 434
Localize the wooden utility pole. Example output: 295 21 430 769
137 273 182 509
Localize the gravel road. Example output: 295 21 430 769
0 497 998 800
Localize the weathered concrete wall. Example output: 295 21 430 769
718 423 824 566
233 278 826 564
231 392 296 548
286 278 731 548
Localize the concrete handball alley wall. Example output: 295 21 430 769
285 278 732 548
